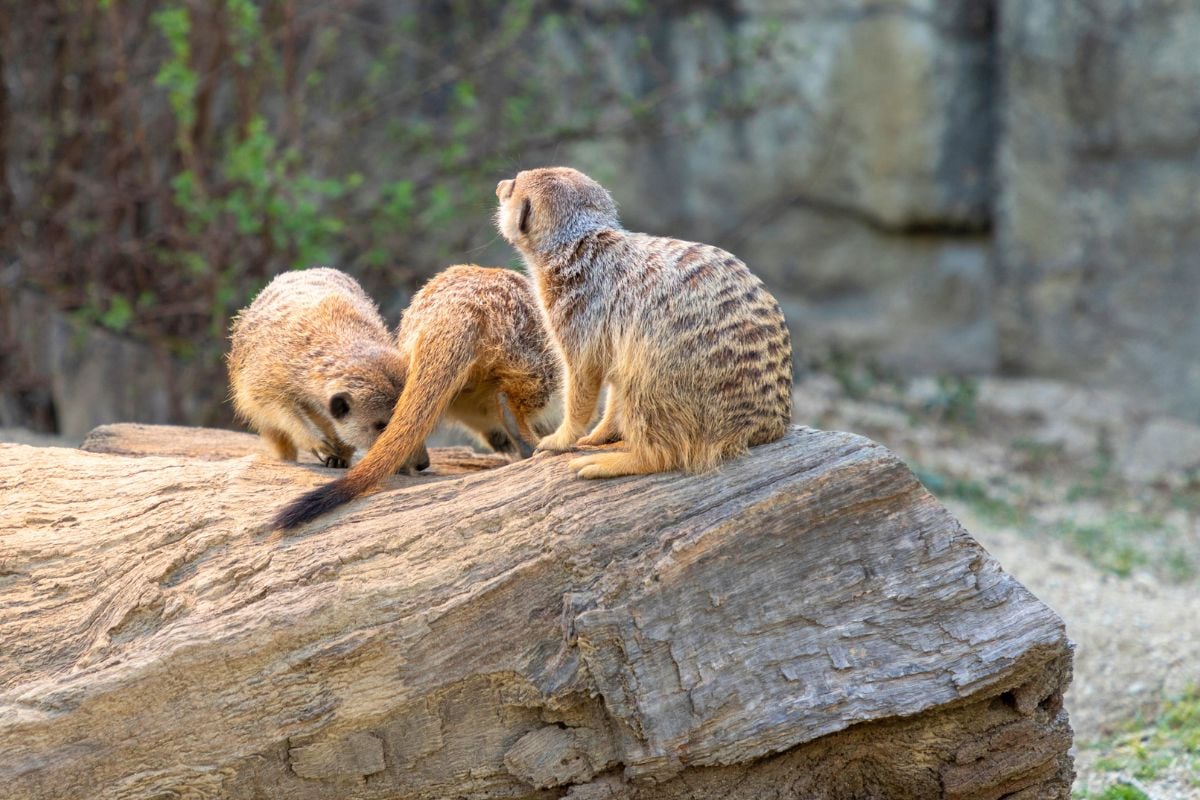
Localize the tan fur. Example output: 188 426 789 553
381 263 561 471
227 267 420 469
495 167 792 479
272 265 561 529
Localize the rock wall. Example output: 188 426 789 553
549 0 1199 418
996 0 1200 422
0 289 229 439
531 0 1001 376
4 0 1197 429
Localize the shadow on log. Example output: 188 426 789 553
0 425 1073 799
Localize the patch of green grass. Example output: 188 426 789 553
912 469 1023 528
924 375 980 424
818 350 900 401
1011 436 1065 473
914 469 1199 582
1074 784 1149 800
1170 482 1200 513
1066 481 1107 502
1051 517 1150 579
1051 512 1199 583
1066 432 1116 502
1084 685 1200 790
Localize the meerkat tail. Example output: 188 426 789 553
272 328 479 530
270 477 362 530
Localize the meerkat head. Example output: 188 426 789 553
495 167 619 255
325 353 429 470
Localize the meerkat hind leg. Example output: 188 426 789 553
575 386 622 447
567 450 666 479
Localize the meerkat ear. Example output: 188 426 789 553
518 197 531 234
329 392 352 420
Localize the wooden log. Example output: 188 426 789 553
0 425 1073 799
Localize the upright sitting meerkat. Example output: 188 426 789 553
228 267 427 471
495 166 792 478
272 265 561 529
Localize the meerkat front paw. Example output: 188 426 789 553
322 453 349 469
536 428 580 453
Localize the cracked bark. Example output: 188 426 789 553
0 424 1073 799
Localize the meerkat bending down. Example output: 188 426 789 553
495 166 792 479
272 265 561 529
228 267 427 471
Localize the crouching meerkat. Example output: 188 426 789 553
495 166 792 478
228 267 427 471
272 264 562 529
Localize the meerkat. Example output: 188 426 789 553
494 166 792 479
228 267 428 471
272 264 562 529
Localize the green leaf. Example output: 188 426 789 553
453 80 477 110
225 0 262 67
100 294 134 332
381 180 415 222
180 251 208 276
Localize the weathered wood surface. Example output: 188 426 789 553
80 422 508 472
0 424 1073 799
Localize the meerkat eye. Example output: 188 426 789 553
518 197 531 234
374 421 387 432
329 392 352 420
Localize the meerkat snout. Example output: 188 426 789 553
227 267 411 470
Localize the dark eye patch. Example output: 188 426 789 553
374 421 388 432
518 198 531 234
329 392 351 419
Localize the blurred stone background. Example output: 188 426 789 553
0 0 1197 438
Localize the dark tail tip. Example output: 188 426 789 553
272 478 360 530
